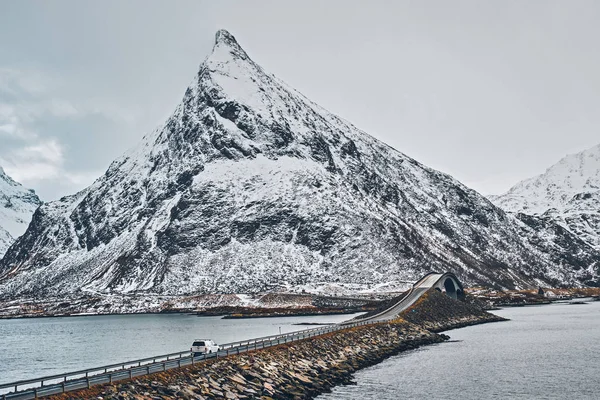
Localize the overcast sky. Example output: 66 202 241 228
0 0 598 201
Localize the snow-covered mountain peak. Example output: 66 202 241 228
491 143 600 249
1 30 599 300
209 29 253 67
0 168 41 225
0 167 15 185
0 167 42 257
493 143 600 214
215 29 235 43
214 29 242 50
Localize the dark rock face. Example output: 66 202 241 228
1 30 599 300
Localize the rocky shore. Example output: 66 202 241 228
0 292 381 319
45 290 504 400
402 289 507 332
466 287 600 308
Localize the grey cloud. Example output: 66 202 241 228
0 0 599 199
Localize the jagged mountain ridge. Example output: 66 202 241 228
0 30 599 299
491 144 600 249
0 167 42 257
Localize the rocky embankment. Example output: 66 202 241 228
401 289 506 332
45 290 504 400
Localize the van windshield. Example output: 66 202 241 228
192 341 205 347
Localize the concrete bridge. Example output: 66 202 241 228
346 272 465 324
0 272 464 400
428 272 465 300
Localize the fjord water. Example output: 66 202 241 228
2 304 599 398
318 302 600 400
0 312 360 385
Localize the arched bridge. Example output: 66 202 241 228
428 272 464 300
344 272 464 324
0 271 464 400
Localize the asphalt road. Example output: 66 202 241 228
353 273 444 322
2 325 341 400
2 273 448 400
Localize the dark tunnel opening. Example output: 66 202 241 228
444 278 457 299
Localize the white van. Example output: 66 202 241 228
191 339 220 356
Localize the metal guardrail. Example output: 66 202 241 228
347 272 439 324
0 320 375 399
0 272 447 400
0 349 192 391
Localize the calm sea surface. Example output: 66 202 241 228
318 301 600 399
2 303 599 398
0 312 360 385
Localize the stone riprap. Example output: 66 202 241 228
45 290 504 400
401 289 507 332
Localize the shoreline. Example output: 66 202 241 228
220 310 362 319
466 287 600 308
0 308 368 321
2 289 598 320
0 310 206 321
43 290 505 400
434 315 508 333
0 300 589 321
0 293 382 321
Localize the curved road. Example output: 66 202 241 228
1 272 456 400
348 272 446 323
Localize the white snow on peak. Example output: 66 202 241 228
214 29 244 51
491 143 600 248
1 30 598 301
0 167 42 256
493 143 600 214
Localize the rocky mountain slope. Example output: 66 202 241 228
0 30 598 301
0 167 41 257
491 144 600 249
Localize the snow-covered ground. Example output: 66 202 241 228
0 289 385 318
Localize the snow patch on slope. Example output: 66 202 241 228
491 143 600 249
0 167 42 257
1 30 599 304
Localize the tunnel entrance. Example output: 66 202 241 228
444 278 457 299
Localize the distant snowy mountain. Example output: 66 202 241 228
0 167 42 257
491 144 600 249
0 30 598 302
